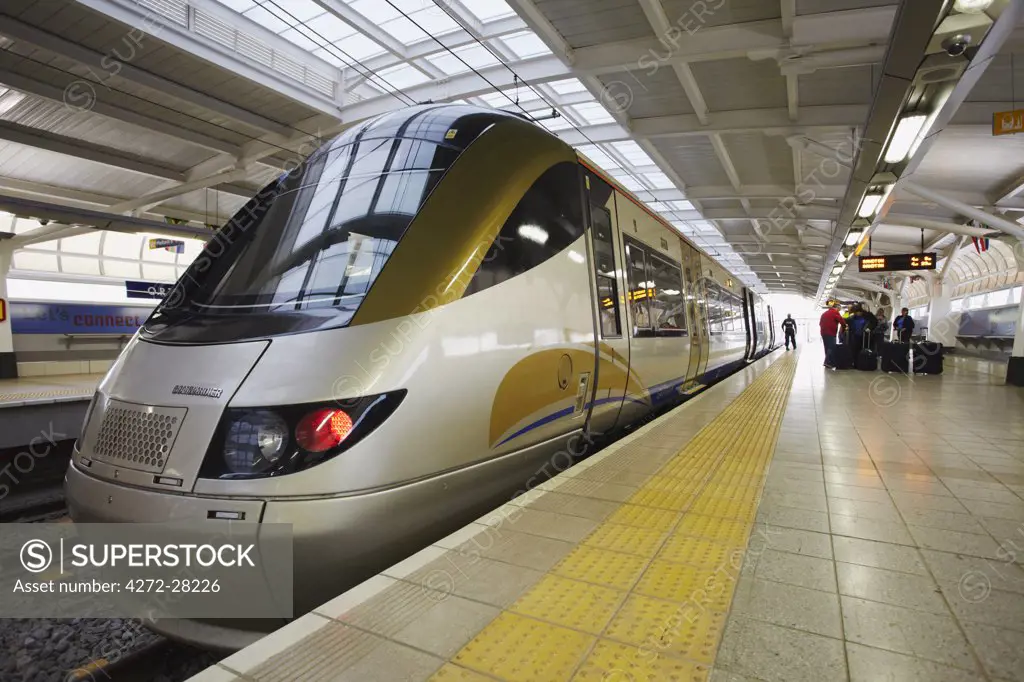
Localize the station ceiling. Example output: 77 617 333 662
0 0 1021 302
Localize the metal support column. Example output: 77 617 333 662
0 242 15 378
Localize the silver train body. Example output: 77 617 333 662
65 104 776 650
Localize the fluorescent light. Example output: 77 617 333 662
857 194 882 218
884 114 928 163
837 252 847 263
845 231 862 247
517 224 548 245
954 0 993 13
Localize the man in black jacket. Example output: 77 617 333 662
782 314 797 350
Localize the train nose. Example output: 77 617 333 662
72 338 270 493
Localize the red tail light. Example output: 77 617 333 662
295 408 354 453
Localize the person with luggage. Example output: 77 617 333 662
782 314 797 350
819 302 847 369
847 303 869 358
862 305 879 351
893 308 915 343
873 308 887 350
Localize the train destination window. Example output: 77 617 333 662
649 255 687 337
465 161 586 297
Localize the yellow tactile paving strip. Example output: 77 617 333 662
436 354 798 682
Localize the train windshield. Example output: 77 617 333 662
145 105 513 342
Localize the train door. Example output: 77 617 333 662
581 169 629 437
684 254 712 387
748 291 760 358
768 306 776 349
742 288 753 361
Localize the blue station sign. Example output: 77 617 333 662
9 302 152 335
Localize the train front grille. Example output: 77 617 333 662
92 400 187 474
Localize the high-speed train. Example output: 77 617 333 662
65 104 776 649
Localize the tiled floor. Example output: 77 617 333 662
189 349 1024 682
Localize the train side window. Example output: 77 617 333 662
464 161 585 297
590 202 621 338
650 255 687 337
707 281 725 333
625 240 653 337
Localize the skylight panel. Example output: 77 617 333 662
648 202 671 213
540 116 573 132
242 4 292 33
501 31 552 59
570 102 615 125
305 11 357 41
258 0 325 24
578 146 619 170
427 43 502 74
610 173 643 191
611 141 654 166
548 78 588 95
332 32 387 61
348 0 402 24
670 200 694 211
312 47 350 67
463 0 515 22
279 27 324 52
642 172 674 189
376 63 432 89
213 0 257 12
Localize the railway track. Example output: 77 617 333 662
0 486 67 523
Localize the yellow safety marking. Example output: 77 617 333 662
602 594 727 662
582 524 666 557
551 546 648 592
572 639 709 682
605 504 679 532
452 612 593 682
433 355 797 682
511 574 624 635
66 660 110 681
633 560 735 611
430 664 496 681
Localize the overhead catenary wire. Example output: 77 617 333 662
378 0 730 264
258 0 418 108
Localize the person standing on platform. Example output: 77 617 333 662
819 302 847 369
873 308 887 349
782 314 797 350
848 303 869 358
893 307 915 343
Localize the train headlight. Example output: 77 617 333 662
200 390 407 480
223 410 289 474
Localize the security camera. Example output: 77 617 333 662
941 34 971 57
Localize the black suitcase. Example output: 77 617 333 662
831 342 854 370
913 341 943 374
856 331 877 371
881 341 910 374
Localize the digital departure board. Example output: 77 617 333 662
858 253 937 273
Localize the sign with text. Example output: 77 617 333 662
993 109 1024 136
125 280 174 300
9 302 152 334
0 523 293 618
859 253 936 273
148 238 184 254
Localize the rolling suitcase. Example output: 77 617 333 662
831 341 854 370
912 341 943 375
881 341 910 374
856 331 877 371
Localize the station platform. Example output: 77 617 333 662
189 349 1024 682
0 373 101 408
0 373 101 449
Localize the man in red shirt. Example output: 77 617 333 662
819 302 848 369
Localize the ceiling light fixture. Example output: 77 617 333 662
953 0 993 13
857 194 883 218
884 114 929 163
845 230 863 247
